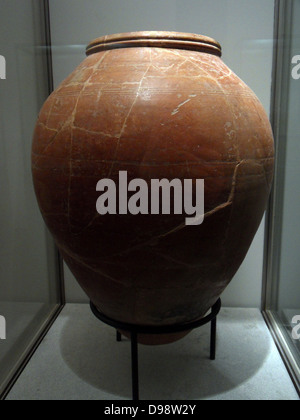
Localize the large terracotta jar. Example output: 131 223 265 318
32 32 274 344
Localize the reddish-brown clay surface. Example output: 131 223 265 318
32 32 274 344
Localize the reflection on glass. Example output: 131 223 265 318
0 0 62 397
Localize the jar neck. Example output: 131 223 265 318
86 31 222 57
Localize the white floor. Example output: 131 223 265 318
6 304 299 400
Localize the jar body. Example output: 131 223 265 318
32 33 274 338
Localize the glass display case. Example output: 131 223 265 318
263 0 300 392
0 1 64 399
0 0 299 399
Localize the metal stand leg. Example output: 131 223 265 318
210 316 217 360
91 299 221 400
131 331 139 401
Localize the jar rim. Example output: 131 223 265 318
86 31 222 57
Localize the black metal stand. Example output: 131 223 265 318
90 298 221 401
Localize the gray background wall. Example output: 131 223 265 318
49 0 275 307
